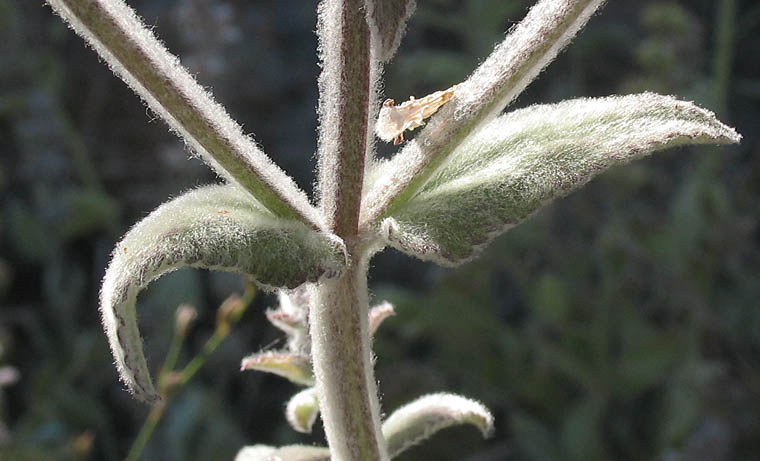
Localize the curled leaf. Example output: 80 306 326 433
381 93 741 265
382 393 495 458
100 185 345 402
240 351 315 386
266 287 312 354
235 444 330 461
286 387 320 434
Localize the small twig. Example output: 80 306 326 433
124 283 257 461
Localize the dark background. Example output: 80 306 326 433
1 0 759 459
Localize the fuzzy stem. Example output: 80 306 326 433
359 0 605 230
313 0 386 459
310 259 387 460
46 0 322 229
316 0 372 236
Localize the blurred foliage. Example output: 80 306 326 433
1 0 758 460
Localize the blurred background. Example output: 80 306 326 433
1 0 759 459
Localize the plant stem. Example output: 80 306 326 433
316 0 372 236
125 401 166 461
359 0 606 230
46 0 322 229
312 0 386 458
310 257 387 461
125 284 256 461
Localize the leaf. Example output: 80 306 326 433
382 393 494 458
240 351 315 386
364 0 416 62
235 445 330 461
285 387 320 434
100 185 346 403
380 93 741 265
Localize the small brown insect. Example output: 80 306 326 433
375 84 459 145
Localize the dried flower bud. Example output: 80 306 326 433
369 301 395 335
174 304 198 338
216 294 245 335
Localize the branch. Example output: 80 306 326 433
360 0 606 230
316 0 373 237
46 0 322 229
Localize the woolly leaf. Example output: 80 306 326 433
266 287 311 353
382 393 494 458
380 93 741 265
240 351 315 386
235 445 330 461
365 0 416 62
286 387 320 434
100 185 345 402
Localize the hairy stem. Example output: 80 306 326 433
360 0 605 230
46 0 322 229
313 0 386 459
316 0 372 236
310 258 386 460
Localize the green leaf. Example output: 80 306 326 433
240 351 314 386
100 185 346 403
382 393 494 458
380 93 741 265
285 387 320 434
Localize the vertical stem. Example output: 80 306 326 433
311 259 387 460
317 0 372 237
312 0 386 459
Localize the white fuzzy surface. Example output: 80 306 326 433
361 0 606 230
382 393 494 458
285 387 321 434
380 93 741 266
100 185 345 402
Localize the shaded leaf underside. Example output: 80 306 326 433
382 393 494 458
